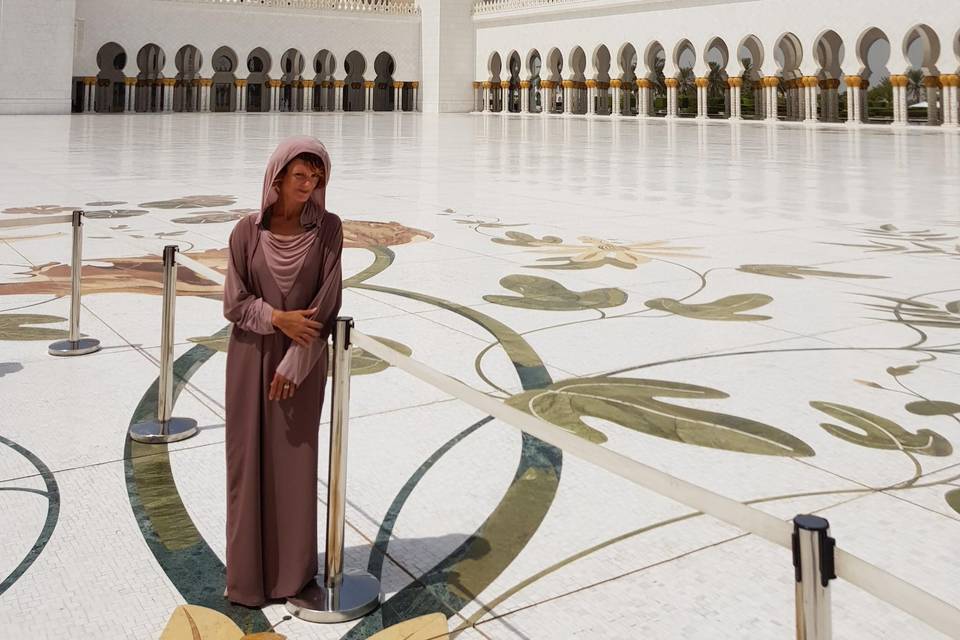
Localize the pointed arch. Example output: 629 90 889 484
245 47 272 112
373 51 396 111
135 43 166 113
343 50 367 111
95 42 127 113
211 46 238 112
174 44 203 113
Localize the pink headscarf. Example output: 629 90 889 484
256 136 332 228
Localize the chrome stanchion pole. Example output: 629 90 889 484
793 515 835 640
287 317 381 623
49 210 101 357
129 245 199 444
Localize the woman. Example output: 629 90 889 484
223 136 343 607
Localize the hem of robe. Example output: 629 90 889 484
226 575 317 608
226 591 296 608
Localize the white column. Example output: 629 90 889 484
366 85 373 112
891 81 901 125
335 85 343 111
891 85 900 124
941 84 950 126
943 78 959 127
395 85 402 111
563 84 570 114
125 83 134 112
766 81 778 121
413 85 419 112
304 84 313 112
238 84 246 112
729 84 741 119
482 86 490 112
666 83 678 118
587 85 596 115
612 86 621 116
846 84 856 123
926 81 940 126
891 77 908 126
638 85 648 117
521 85 529 113
890 76 906 126
950 84 959 127
803 80 816 122
899 84 908 125
695 83 706 119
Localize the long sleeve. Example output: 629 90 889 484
223 218 276 335
275 217 343 386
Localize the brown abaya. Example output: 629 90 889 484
223 137 343 607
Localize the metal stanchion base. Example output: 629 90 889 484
48 338 101 357
286 570 381 623
129 418 199 444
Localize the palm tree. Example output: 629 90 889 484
652 57 666 97
707 61 726 98
740 57 753 82
905 68 924 106
677 66 695 111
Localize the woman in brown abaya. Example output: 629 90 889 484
223 136 343 607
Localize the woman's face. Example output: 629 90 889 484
277 159 324 205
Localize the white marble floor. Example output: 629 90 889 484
0 112 958 639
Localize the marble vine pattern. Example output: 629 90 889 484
1 202 959 637
0 435 61 598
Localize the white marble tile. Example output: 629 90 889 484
2 112 958 640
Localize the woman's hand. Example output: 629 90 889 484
272 307 321 347
269 372 297 401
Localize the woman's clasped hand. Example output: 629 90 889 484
267 307 320 401
272 307 321 346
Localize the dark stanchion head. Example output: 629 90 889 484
793 514 830 532
334 316 354 347
72 210 84 227
162 244 179 267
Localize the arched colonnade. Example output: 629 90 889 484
475 24 960 128
76 42 420 114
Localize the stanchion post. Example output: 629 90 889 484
793 515 836 640
49 210 101 357
128 245 199 444
287 317 381 623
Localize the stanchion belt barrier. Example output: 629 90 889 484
351 330 960 640
88 221 960 638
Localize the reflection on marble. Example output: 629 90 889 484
0 112 957 639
